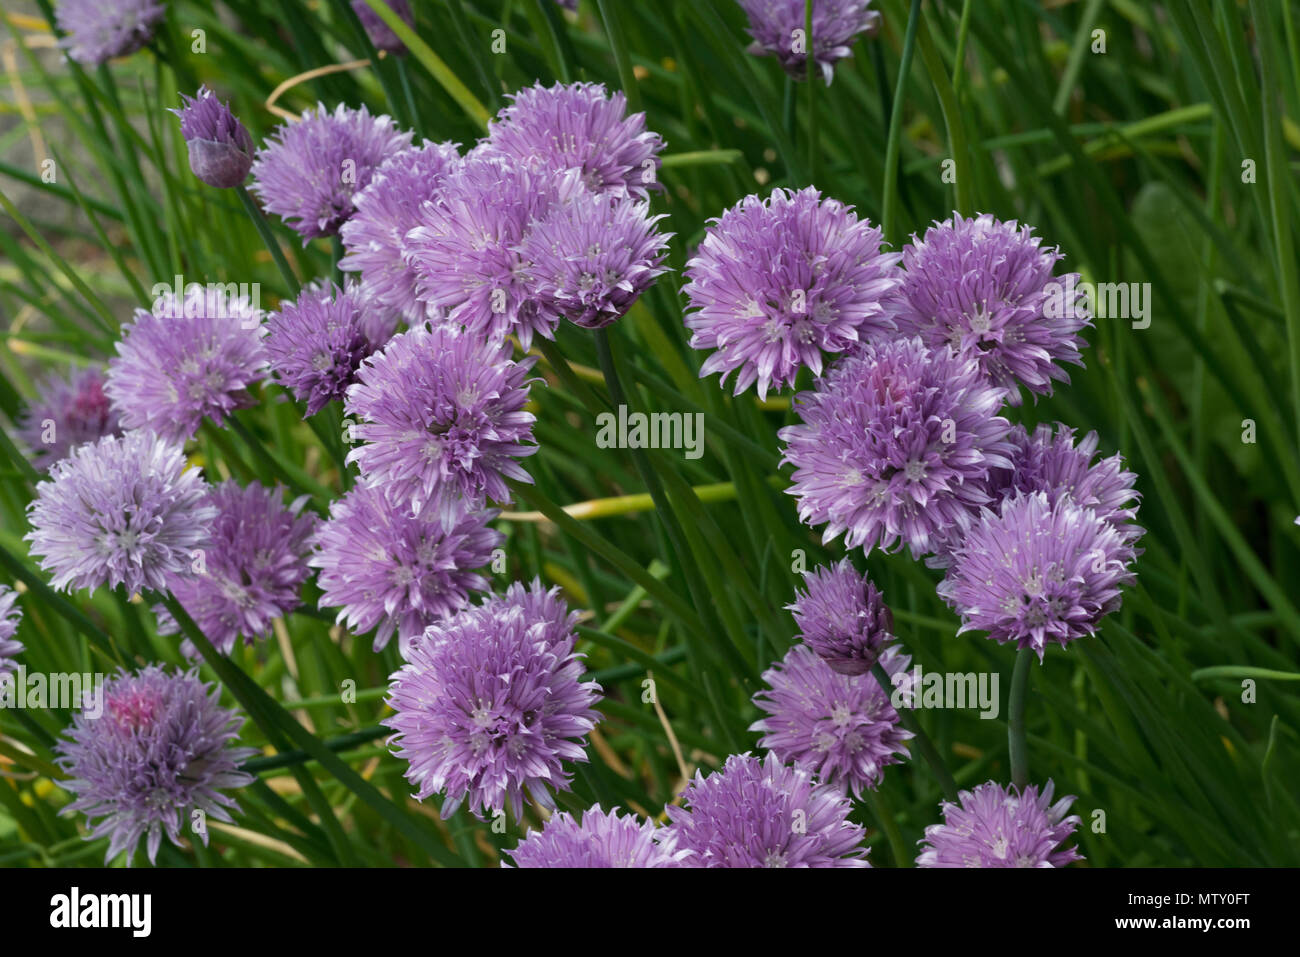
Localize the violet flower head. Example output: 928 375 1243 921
54 0 165 66
345 323 539 521
105 289 267 442
895 213 1091 405
520 190 672 330
385 580 602 820
751 644 912 797
25 431 215 596
351 0 413 54
665 752 868 867
251 103 413 241
16 365 121 470
683 187 902 399
504 805 692 868
789 558 895 675
171 86 254 189
917 779 1083 868
265 281 396 415
339 140 461 321
0 586 23 679
937 491 1138 660
55 666 257 866
779 337 1014 558
738 0 881 84
155 482 317 656
484 81 665 199
309 483 502 652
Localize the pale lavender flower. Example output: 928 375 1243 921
55 666 256 865
339 141 461 321
171 86 254 189
385 581 602 819
351 0 412 53
788 559 894 675
779 337 1014 558
937 491 1138 659
738 0 881 84
665 752 868 867
684 187 902 399
504 805 692 868
16 365 121 470
917 779 1083 868
895 213 1090 405
155 482 317 656
0 586 22 678
345 323 539 521
25 431 214 595
105 289 267 442
55 0 165 65
251 103 413 241
309 483 502 652
483 81 665 199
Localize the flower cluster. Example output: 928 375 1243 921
916 780 1083 867
505 806 691 868
171 86 254 189
17 365 121 470
55 0 166 66
738 0 881 84
0 586 23 678
788 558 895 675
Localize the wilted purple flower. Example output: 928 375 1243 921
265 281 396 415
665 752 868 867
0 586 23 678
684 187 902 399
105 289 266 442
484 81 664 199
345 323 539 521
251 103 413 241
895 213 1090 405
751 644 911 797
16 365 121 470
504 805 692 868
171 86 254 189
25 431 214 595
385 581 602 819
54 0 165 66
55 666 257 865
309 483 501 652
789 559 895 675
917 779 1083 868
340 141 461 321
779 337 1014 558
155 482 316 656
739 0 881 84
351 0 413 53
937 492 1137 659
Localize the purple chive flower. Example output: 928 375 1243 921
937 492 1138 659
751 644 912 798
16 365 121 470
54 0 165 66
351 0 413 53
309 483 502 652
265 281 396 415
25 431 214 596
105 289 267 442
55 666 257 866
345 323 539 521
917 779 1083 868
155 482 317 656
0 586 23 678
170 86 254 189
665 752 868 867
385 580 602 819
683 187 902 399
789 559 895 675
251 103 413 241
505 805 692 868
519 191 672 330
779 337 1014 558
483 81 665 199
895 213 1091 405
738 0 881 84
340 140 462 322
